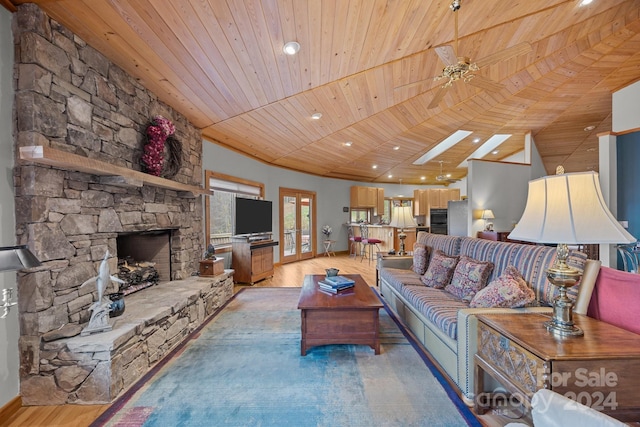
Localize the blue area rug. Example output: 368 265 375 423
93 287 480 426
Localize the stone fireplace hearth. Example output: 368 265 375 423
10 5 234 405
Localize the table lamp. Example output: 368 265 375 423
0 245 42 318
389 206 418 255
508 170 635 336
481 209 495 231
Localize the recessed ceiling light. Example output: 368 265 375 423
587 147 596 152
584 125 596 131
388 174 393 178
492 150 499 155
473 138 481 143
580 0 593 6
283 41 300 55
372 165 378 169
393 146 400 151
311 112 322 120
343 141 352 147
420 176 426 181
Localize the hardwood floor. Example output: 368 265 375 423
1 252 533 427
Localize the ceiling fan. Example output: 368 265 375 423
435 161 460 184
397 0 532 109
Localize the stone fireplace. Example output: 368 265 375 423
11 5 234 405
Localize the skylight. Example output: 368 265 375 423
457 134 512 167
412 130 472 165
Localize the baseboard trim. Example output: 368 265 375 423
0 396 22 423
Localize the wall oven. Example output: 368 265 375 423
430 209 447 235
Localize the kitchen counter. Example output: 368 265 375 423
345 224 418 252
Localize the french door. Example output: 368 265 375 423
280 188 316 264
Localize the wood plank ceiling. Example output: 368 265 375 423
11 0 640 184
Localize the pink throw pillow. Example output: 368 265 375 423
411 243 430 275
445 255 493 301
470 266 535 308
421 250 459 289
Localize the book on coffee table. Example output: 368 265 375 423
323 275 355 286
318 286 355 295
318 280 354 291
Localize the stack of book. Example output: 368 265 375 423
318 275 355 294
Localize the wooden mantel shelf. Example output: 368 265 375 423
19 146 207 195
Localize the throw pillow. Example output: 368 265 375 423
411 243 430 275
421 250 459 289
470 266 535 308
445 255 494 301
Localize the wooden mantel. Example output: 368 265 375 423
19 145 208 196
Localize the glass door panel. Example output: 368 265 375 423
280 188 316 264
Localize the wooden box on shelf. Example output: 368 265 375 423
199 257 224 277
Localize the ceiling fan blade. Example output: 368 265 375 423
435 45 457 66
474 42 532 69
468 75 504 92
427 85 448 109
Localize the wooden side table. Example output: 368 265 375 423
474 313 640 421
322 239 335 256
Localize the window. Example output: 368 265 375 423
350 209 369 223
205 171 264 247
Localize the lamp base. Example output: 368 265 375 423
398 232 408 256
544 244 583 337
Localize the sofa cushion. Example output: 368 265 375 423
379 267 424 295
401 285 468 340
421 250 459 289
587 266 640 334
411 243 430 275
445 255 493 302
469 266 535 308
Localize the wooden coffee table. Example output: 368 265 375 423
297 274 383 356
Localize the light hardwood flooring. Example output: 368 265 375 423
1 252 516 427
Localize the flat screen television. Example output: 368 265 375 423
235 198 273 236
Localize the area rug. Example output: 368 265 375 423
92 287 480 427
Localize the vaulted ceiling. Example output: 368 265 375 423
9 0 640 184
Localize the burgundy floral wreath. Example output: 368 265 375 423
141 115 182 178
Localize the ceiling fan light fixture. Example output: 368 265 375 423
283 41 300 55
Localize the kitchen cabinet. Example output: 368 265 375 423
350 186 384 211
428 188 460 209
413 189 429 216
415 188 460 213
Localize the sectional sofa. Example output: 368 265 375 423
378 232 601 404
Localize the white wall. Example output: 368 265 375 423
467 160 531 237
0 6 19 409
613 79 640 132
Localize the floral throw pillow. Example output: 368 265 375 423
470 266 536 308
421 250 459 289
411 243 430 275
445 256 494 301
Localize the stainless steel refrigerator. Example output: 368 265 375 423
448 200 468 236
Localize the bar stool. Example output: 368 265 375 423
360 224 381 264
348 225 361 258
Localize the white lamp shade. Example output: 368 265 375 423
389 206 417 230
481 209 495 220
508 171 635 244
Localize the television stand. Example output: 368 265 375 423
231 235 279 284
